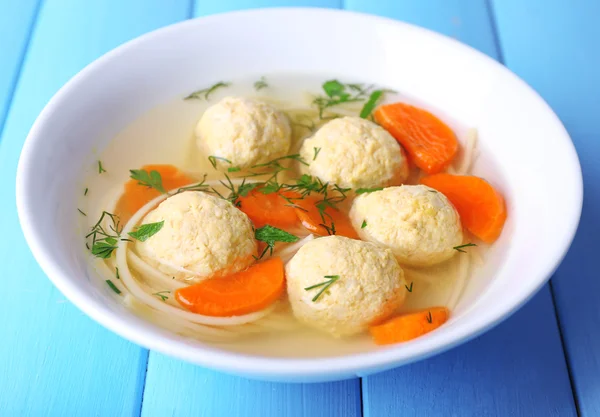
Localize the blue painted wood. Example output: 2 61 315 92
139 2 360 417
491 0 600 415
0 0 40 137
195 0 340 15
345 1 577 416
141 355 361 417
0 0 189 415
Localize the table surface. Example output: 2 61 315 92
1 0 598 416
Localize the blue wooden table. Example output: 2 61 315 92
1 0 597 415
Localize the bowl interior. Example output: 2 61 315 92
17 8 582 381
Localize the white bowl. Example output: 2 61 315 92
16 8 582 382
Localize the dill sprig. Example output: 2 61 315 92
153 291 170 301
106 280 121 294
405 282 413 292
453 243 477 253
86 211 124 259
184 82 230 100
304 275 340 302
254 76 268 91
98 161 106 174
313 80 371 119
426 311 433 323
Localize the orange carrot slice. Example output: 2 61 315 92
293 197 358 239
175 257 285 317
369 307 450 345
237 189 302 228
123 164 195 214
374 103 458 174
421 173 506 243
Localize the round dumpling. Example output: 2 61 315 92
349 185 463 267
136 191 257 282
299 116 409 188
286 235 405 337
195 97 291 169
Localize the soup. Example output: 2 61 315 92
79 74 506 357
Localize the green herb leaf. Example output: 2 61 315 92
426 310 432 323
360 90 383 118
115 267 120 280
405 281 413 292
255 225 299 244
128 221 164 242
322 80 347 98
153 290 170 302
98 161 106 174
78 208 87 216
208 155 232 169
453 243 477 253
254 76 268 91
106 280 121 294
84 188 88 196
361 219 367 229
92 241 118 258
228 166 241 173
313 147 321 160
184 82 230 100
129 169 166 194
304 275 340 302
355 187 383 195
238 182 261 197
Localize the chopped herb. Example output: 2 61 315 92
176 175 209 193
453 243 477 253
129 169 166 194
77 208 87 216
228 166 241 173
184 81 230 100
313 80 370 119
360 90 383 118
304 275 340 302
86 211 123 258
115 267 120 280
426 311 433 323
237 181 261 197
254 225 299 259
208 155 232 169
85 242 90 250
361 220 367 229
92 239 119 259
355 187 383 195
254 76 268 91
428 190 438 193
319 222 336 236
98 161 106 174
405 282 413 292
106 280 121 294
128 221 164 242
153 291 170 302
313 147 321 160
84 188 88 196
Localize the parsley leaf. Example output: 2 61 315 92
129 169 166 194
128 221 165 242
254 225 299 260
360 90 383 118
355 187 383 195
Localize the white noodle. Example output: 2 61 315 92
446 249 471 310
275 234 315 264
457 128 478 175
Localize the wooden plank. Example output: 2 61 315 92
344 1 577 416
491 0 600 415
0 0 40 137
0 0 189 415
141 355 361 417
140 1 361 417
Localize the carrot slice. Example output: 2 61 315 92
123 164 195 214
175 257 285 317
237 189 302 228
293 197 358 239
369 307 449 345
421 174 506 243
374 103 458 174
